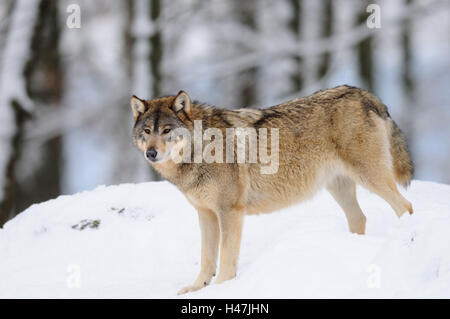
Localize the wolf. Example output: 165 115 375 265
130 85 413 294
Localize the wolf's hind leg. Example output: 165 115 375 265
352 164 413 218
327 176 366 234
178 208 219 295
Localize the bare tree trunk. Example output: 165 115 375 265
0 0 40 226
288 0 303 93
0 101 30 225
234 0 259 107
131 0 162 99
149 0 163 98
318 0 332 80
301 0 321 88
356 1 374 92
14 0 63 214
148 0 162 181
124 0 134 79
401 0 415 162
127 0 163 181
0 1 15 58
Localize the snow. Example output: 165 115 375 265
0 180 449 298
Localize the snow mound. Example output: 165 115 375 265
0 180 449 298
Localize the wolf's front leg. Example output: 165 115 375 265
215 208 244 284
178 209 219 295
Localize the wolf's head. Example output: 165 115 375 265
131 91 192 163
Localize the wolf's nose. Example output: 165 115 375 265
146 148 157 161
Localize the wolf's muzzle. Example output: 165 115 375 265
146 148 158 162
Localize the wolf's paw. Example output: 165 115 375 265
214 273 235 285
177 283 206 295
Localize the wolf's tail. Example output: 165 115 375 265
388 120 414 187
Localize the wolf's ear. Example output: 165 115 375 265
130 95 147 121
173 90 191 116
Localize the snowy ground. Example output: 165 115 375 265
0 180 449 298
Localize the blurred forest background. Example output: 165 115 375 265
0 0 449 226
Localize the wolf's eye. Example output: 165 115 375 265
162 128 171 134
144 128 151 134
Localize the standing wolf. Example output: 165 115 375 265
130 85 413 294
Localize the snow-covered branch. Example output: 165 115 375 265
176 0 447 81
